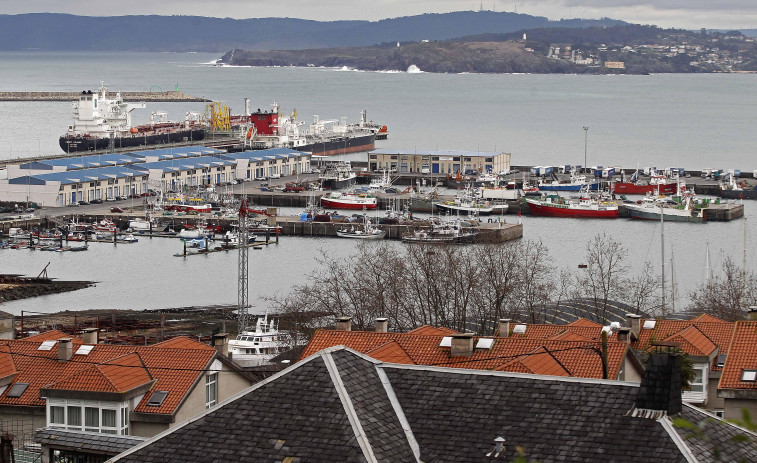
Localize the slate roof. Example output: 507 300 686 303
0 332 216 416
300 330 632 380
129 156 234 173
109 346 757 463
35 428 147 455
8 166 146 185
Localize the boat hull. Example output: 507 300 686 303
435 203 494 215
59 128 206 153
625 206 705 223
256 133 375 156
538 183 598 191
613 182 678 195
525 199 619 218
720 189 757 200
336 230 386 239
321 197 378 210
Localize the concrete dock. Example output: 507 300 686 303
0 91 210 102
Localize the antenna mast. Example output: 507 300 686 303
238 198 250 333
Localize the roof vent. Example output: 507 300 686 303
512 324 527 335
643 320 657 330
38 340 57 351
741 369 757 382
476 338 494 350
485 436 507 458
147 391 169 407
6 382 29 398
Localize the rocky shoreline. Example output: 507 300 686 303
0 278 94 304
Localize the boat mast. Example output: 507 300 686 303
670 246 675 313
660 203 665 314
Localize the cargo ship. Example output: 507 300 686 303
59 83 205 153
240 103 378 156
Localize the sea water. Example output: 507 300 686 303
0 51 756 315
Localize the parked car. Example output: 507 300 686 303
118 195 129 200
90 199 103 204
284 182 305 192
421 168 431 174
110 207 124 213
105 197 117 202
269 173 281 179
78 200 90 206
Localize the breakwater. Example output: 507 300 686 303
0 91 210 102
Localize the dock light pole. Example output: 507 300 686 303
582 126 589 173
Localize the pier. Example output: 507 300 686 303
0 91 210 102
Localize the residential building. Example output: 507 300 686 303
368 149 510 175
717 320 757 420
108 346 757 462
0 331 255 462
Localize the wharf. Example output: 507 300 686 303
277 216 523 243
0 91 210 102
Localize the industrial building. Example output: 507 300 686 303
368 149 511 175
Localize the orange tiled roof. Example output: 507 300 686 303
568 318 604 328
719 321 757 390
661 325 717 357
408 325 459 336
548 331 595 342
365 341 415 365
151 336 216 350
21 330 74 342
302 330 630 380
509 324 604 341
46 352 153 393
0 333 215 416
0 345 17 379
692 314 728 323
498 347 571 377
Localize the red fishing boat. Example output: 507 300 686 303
524 195 619 218
613 171 679 195
320 191 378 210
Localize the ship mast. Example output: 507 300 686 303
238 198 250 333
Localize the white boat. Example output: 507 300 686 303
624 190 705 223
228 315 295 367
434 186 497 215
321 191 378 210
336 221 386 240
401 218 479 244
119 234 139 243
93 219 117 233
368 169 394 192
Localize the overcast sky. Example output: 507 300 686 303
3 0 756 30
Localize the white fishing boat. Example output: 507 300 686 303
228 315 296 367
401 218 479 244
336 220 386 240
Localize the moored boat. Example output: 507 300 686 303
228 315 297 367
613 170 679 195
320 191 378 210
524 194 619 218
336 220 386 240
624 192 706 223
401 218 479 244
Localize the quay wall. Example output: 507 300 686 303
0 91 210 102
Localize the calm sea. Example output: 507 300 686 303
0 51 756 315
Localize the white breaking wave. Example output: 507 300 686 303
407 64 424 73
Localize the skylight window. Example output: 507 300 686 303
38 340 57 351
6 382 29 398
439 337 452 347
476 338 494 350
147 391 169 407
75 345 94 355
643 320 657 330
512 324 527 335
717 354 727 368
741 370 757 382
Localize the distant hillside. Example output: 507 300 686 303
0 12 625 52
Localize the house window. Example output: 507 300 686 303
206 372 218 409
690 367 705 393
50 406 65 426
67 406 81 427
85 407 99 432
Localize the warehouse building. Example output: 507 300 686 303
368 149 511 175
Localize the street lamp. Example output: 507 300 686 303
582 126 589 173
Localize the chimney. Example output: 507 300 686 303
80 328 98 345
497 319 511 338
336 316 352 331
450 333 475 357
57 338 73 362
626 313 641 338
749 307 757 321
213 333 229 357
633 351 682 415
616 327 631 344
375 318 388 333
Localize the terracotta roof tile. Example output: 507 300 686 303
719 321 757 390
21 330 72 342
365 341 415 365
0 346 17 379
661 325 717 357
151 336 215 350
548 331 595 342
568 318 604 328
692 314 728 323
0 332 215 415
408 325 459 336
498 347 571 376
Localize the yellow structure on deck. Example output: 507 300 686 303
207 102 231 131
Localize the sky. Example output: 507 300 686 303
2 0 756 30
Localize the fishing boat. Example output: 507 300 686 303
59 82 205 153
624 191 706 223
720 174 757 200
228 315 296 367
93 219 117 233
401 218 479 244
524 194 619 218
613 170 679 195
336 219 386 240
320 191 378 210
319 161 358 190
537 172 599 192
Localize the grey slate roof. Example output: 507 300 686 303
108 346 757 463
35 428 146 455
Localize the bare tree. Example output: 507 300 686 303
574 233 629 324
511 240 556 323
626 261 662 317
688 255 757 321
